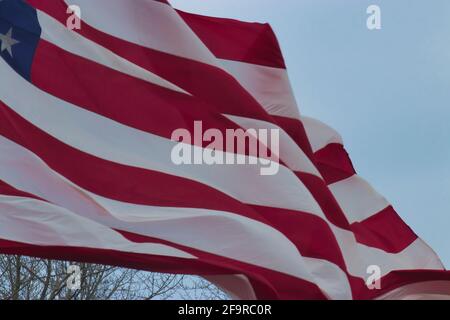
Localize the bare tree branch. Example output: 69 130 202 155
0 255 227 300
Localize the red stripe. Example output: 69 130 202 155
272 115 315 159
351 206 417 253
296 172 350 229
177 10 286 69
0 180 45 201
314 143 356 185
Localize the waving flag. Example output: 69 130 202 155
0 0 448 300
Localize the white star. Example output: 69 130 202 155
0 28 20 57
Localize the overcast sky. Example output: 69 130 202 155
170 0 450 267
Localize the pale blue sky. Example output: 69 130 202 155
171 0 450 267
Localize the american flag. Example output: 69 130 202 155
0 0 448 300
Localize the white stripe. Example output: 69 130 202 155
0 195 194 259
37 10 189 95
220 59 301 119
329 175 390 224
301 116 344 153
63 0 218 66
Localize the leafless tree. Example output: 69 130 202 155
0 255 228 300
